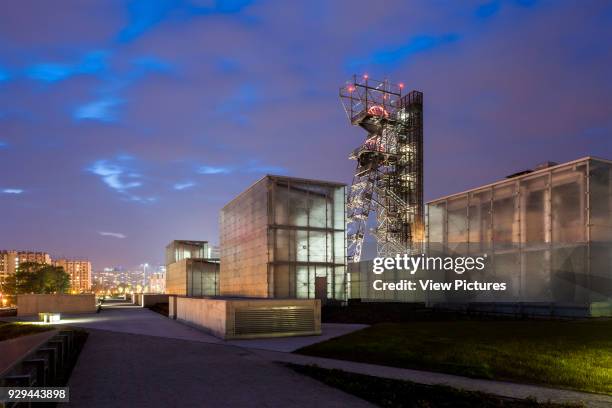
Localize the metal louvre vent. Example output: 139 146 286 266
234 306 315 336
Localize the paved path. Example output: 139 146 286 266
64 328 373 408
23 305 367 352
45 305 612 407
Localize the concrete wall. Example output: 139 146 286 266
141 294 169 307
17 294 96 316
169 295 177 319
220 177 270 297
175 296 228 338
166 259 188 295
174 297 321 339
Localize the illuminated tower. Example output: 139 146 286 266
340 75 423 262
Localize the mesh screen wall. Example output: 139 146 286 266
349 158 612 312
425 157 612 305
165 241 209 265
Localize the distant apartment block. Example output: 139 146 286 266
54 259 92 292
149 271 166 294
0 250 52 282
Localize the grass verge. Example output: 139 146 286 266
289 364 582 408
0 321 54 341
296 320 612 395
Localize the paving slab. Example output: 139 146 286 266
63 328 373 408
8 306 224 344
11 306 366 352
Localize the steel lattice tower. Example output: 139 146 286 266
340 75 423 262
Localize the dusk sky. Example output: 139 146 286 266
1 0 611 269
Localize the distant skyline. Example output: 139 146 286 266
1 1 611 269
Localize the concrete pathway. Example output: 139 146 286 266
22 305 612 407
14 306 367 352
252 350 612 408
64 328 373 408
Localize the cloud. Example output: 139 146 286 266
475 2 501 19
87 156 159 204
245 161 287 174
216 83 261 124
117 0 256 43
26 50 109 83
125 195 158 204
99 231 127 239
88 158 142 192
0 67 10 82
215 58 241 75
197 165 233 175
347 33 460 70
173 181 196 190
2 188 23 194
67 54 171 123
132 56 173 75
74 97 123 122
196 160 286 176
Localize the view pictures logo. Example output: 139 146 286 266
372 254 488 275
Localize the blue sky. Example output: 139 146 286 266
0 0 611 268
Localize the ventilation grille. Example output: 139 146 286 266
234 306 315 336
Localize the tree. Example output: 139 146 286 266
1 262 71 295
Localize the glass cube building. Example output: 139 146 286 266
220 175 346 300
165 240 211 264
165 240 219 296
425 157 612 312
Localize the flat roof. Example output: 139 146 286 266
222 174 346 210
427 156 612 204
165 240 208 248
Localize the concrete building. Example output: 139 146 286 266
0 250 52 282
167 175 344 339
166 240 211 264
220 175 346 301
54 259 92 293
165 240 219 296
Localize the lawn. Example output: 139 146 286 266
0 321 54 341
296 320 612 395
289 364 582 408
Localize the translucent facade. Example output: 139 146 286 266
220 175 346 300
166 259 219 296
165 240 210 265
165 240 218 296
425 157 612 308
